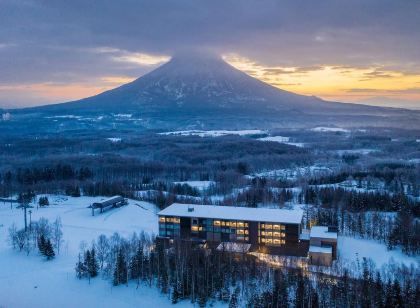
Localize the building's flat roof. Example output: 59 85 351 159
158 203 304 224
309 245 332 254
310 226 337 240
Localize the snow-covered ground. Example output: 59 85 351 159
257 136 305 148
311 127 350 133
258 136 290 142
336 149 379 155
159 129 265 137
0 195 198 308
338 236 418 268
253 166 332 180
107 137 122 143
1 195 418 306
173 180 215 190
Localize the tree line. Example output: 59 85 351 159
75 232 419 307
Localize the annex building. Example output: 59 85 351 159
158 203 338 266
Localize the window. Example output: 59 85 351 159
159 217 166 223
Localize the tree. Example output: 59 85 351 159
44 239 55 260
38 234 47 255
113 249 127 286
96 234 109 270
52 217 63 254
38 196 49 207
171 281 181 304
88 248 99 278
75 253 87 279
229 287 240 308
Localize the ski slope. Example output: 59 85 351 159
0 195 198 308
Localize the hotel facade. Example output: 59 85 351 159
158 203 337 265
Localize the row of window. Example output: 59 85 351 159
159 216 180 223
260 224 286 231
213 220 248 228
261 238 286 245
259 231 285 238
159 216 289 246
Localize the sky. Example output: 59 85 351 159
0 0 420 109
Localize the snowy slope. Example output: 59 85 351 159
0 195 204 308
338 236 418 268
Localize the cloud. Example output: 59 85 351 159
346 87 420 95
0 0 420 107
112 53 170 66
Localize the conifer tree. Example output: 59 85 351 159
44 239 55 260
75 253 87 279
88 248 99 278
38 234 46 255
113 249 127 286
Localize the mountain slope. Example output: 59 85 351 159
29 54 364 115
11 53 420 130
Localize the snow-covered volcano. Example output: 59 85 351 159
19 53 420 129
31 53 352 115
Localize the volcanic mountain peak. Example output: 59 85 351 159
27 52 404 124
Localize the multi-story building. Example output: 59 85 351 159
158 203 338 265
158 203 308 255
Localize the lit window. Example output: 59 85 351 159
265 224 273 229
214 220 221 226
191 226 199 232
159 217 166 222
273 232 280 237
273 225 280 230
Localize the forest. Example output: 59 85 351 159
73 232 419 307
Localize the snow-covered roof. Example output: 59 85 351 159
310 226 337 240
309 245 332 254
299 230 310 241
158 203 303 224
92 195 125 207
